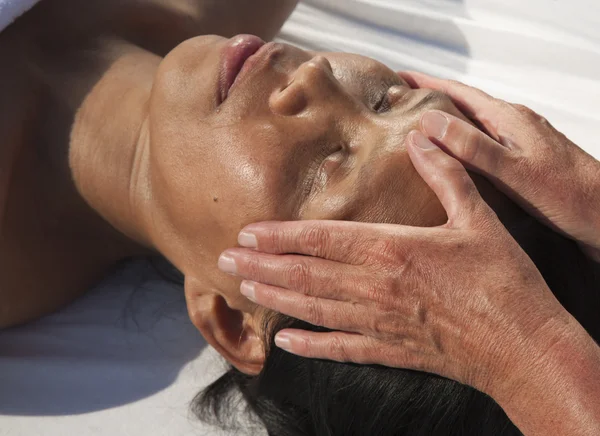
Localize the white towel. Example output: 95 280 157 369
0 0 41 33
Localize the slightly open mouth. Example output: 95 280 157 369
219 35 266 104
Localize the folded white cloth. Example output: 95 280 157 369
0 0 40 33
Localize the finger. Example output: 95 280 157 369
240 282 363 332
219 248 361 301
420 110 511 178
274 329 416 368
399 71 505 139
236 219 402 264
406 130 491 226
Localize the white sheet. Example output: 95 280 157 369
1 1 599 435
0 260 246 435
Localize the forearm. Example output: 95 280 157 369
494 319 600 436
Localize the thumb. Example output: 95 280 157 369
420 110 511 181
406 130 491 227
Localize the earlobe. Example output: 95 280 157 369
185 277 265 375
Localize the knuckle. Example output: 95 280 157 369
444 79 465 91
381 274 400 294
368 316 386 336
267 228 285 253
305 299 324 326
243 256 264 282
461 128 484 164
285 261 311 293
511 103 540 122
537 114 551 127
365 283 387 306
379 342 405 366
367 310 398 338
370 265 411 303
329 336 350 362
300 224 330 257
372 238 405 264
438 152 462 172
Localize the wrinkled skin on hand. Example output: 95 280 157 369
219 131 575 398
401 71 600 262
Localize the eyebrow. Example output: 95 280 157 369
406 92 444 116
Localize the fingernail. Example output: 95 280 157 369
275 332 293 351
411 130 438 150
238 231 257 248
218 253 237 275
240 280 256 302
422 111 448 139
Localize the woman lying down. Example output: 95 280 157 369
1 1 599 435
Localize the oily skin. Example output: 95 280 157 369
0 0 505 372
0 0 298 328
133 35 514 373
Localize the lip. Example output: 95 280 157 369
218 35 266 104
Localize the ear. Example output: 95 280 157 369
185 276 265 375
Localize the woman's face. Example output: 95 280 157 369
146 34 472 372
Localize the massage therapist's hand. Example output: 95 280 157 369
218 131 581 398
401 71 600 261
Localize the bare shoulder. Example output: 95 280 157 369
0 0 298 329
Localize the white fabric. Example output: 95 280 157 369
1 1 599 436
0 0 40 33
0 260 264 435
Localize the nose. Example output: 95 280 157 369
270 55 339 116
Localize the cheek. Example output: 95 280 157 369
376 162 447 227
351 155 448 227
154 36 226 119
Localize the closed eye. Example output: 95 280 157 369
373 87 391 113
373 91 392 113
373 84 409 113
309 142 348 195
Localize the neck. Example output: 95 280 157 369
69 41 161 250
0 29 157 326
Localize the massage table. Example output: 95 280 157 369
1 1 599 435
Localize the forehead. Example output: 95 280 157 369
316 51 401 93
302 127 446 228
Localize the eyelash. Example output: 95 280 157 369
373 87 393 113
311 144 347 193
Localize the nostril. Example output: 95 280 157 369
270 81 308 116
280 78 295 92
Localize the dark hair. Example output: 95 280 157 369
193 214 600 436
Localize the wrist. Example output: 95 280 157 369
492 315 600 435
